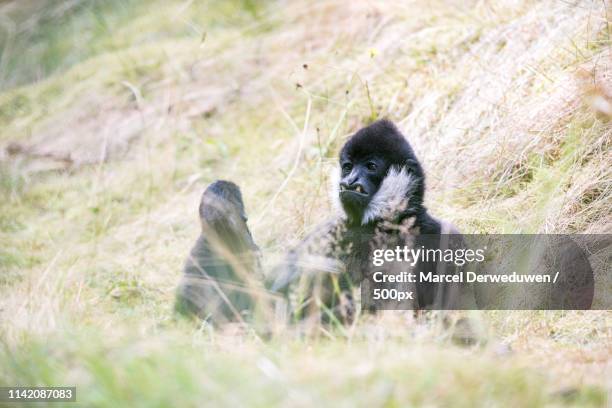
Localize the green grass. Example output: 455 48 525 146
0 0 610 406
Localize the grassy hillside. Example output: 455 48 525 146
0 0 610 406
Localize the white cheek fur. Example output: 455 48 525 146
362 166 415 225
331 165 416 225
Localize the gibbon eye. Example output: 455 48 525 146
366 162 377 171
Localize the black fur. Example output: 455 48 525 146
340 120 422 172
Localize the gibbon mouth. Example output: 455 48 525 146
339 185 369 197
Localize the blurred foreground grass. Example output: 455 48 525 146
0 0 611 406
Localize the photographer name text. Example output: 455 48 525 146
372 270 560 284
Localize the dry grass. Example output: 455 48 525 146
0 0 611 406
